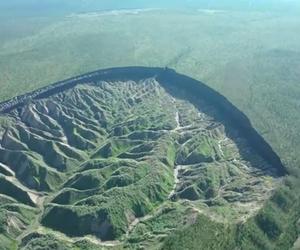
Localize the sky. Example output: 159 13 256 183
1 0 300 17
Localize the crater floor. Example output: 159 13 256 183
0 72 282 248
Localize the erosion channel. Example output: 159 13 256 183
0 67 285 249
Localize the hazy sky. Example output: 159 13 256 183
1 0 300 17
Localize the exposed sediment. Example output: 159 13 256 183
0 67 286 247
0 67 285 175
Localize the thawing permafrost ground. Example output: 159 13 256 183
0 76 281 247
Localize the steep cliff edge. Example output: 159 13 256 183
0 67 288 249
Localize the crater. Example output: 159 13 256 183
0 67 285 244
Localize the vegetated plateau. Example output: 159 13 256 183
0 67 290 249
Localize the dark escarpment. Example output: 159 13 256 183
0 66 285 175
157 69 286 175
0 67 162 114
0 67 286 248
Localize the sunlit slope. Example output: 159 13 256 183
0 68 285 249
